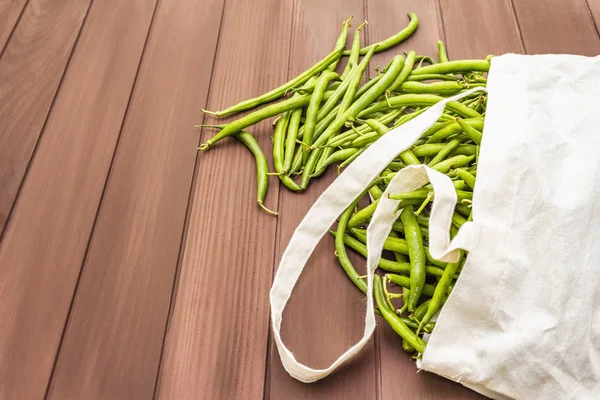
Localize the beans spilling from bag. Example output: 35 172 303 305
199 13 489 354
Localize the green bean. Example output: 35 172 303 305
452 212 467 228
273 113 290 174
301 71 340 164
300 147 322 189
202 19 349 117
335 200 368 293
345 13 419 56
200 94 312 150
456 203 472 218
432 155 475 173
330 231 445 277
387 51 415 93
340 21 367 80
392 221 428 239
357 75 382 97
419 255 462 331
412 299 431 321
456 168 476 190
456 117 483 145
412 143 476 158
369 184 384 200
348 198 379 228
283 108 303 172
288 146 304 175
437 40 449 63
427 138 460 167
402 339 416 353
312 55 404 148
374 275 426 353
387 161 406 171
311 147 335 178
363 119 420 165
350 228 444 270
426 118 484 143
327 108 403 148
423 180 467 191
398 81 466 95
313 148 359 177
387 273 436 297
415 55 437 66
400 317 435 332
339 45 378 114
338 145 368 171
387 230 408 263
357 94 480 119
400 206 426 311
411 59 490 75
406 73 460 82
233 132 278 215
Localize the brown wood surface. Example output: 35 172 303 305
0 0 28 53
0 0 89 234
0 0 599 399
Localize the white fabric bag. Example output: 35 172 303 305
270 54 600 399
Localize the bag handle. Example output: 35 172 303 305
270 87 487 383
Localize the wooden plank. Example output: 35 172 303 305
45 0 225 398
0 0 157 397
0 0 89 234
0 0 28 52
512 0 600 54
585 0 600 36
440 0 523 59
154 0 293 398
266 1 378 399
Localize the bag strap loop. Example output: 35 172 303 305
270 87 487 383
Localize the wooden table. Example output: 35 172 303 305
1 0 598 398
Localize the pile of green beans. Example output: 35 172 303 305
198 13 488 355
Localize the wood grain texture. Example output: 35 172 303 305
585 0 600 33
0 0 89 234
266 1 378 399
0 0 28 52
512 0 600 54
155 0 293 398
440 0 523 59
0 0 156 397
45 0 225 398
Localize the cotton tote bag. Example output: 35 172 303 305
269 54 600 399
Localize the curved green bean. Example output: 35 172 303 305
301 71 340 165
340 21 366 80
335 201 368 293
387 51 415 93
456 117 483 145
374 275 426 353
386 273 436 297
426 118 484 143
234 131 278 215
203 19 349 117
419 256 462 331
200 94 312 150
348 13 419 56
